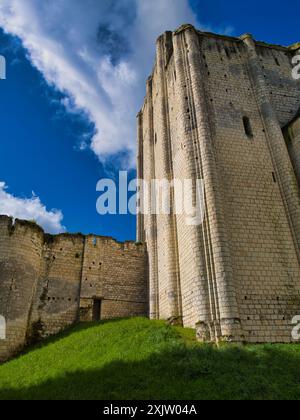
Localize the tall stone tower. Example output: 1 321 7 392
137 24 300 343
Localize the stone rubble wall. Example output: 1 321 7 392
0 216 148 362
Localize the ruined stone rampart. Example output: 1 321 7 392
0 216 148 362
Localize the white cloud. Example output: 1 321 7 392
0 182 65 234
0 0 198 167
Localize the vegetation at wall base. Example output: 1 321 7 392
0 318 299 400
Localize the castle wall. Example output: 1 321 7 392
80 236 148 321
0 216 148 362
256 45 300 127
200 33 300 342
286 115 300 186
138 25 300 343
0 217 43 361
165 47 202 330
166 34 217 337
29 234 85 339
150 34 182 323
139 84 159 320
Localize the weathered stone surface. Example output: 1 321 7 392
0 217 148 362
1 25 300 361
137 25 300 344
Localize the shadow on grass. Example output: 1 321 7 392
1 342 300 400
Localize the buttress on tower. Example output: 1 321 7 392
137 24 300 343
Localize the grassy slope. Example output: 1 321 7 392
0 317 300 400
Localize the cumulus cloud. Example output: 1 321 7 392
0 182 65 234
0 0 198 167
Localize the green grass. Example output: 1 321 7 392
0 317 300 400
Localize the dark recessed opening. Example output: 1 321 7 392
243 116 253 138
224 48 230 59
274 57 280 66
93 299 102 322
272 172 277 183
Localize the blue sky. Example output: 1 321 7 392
0 0 299 241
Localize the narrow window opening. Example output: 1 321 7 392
174 70 177 81
92 299 102 322
243 116 253 138
272 172 277 183
274 57 280 66
224 47 230 59
155 134 157 145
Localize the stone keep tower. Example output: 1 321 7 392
137 24 300 343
